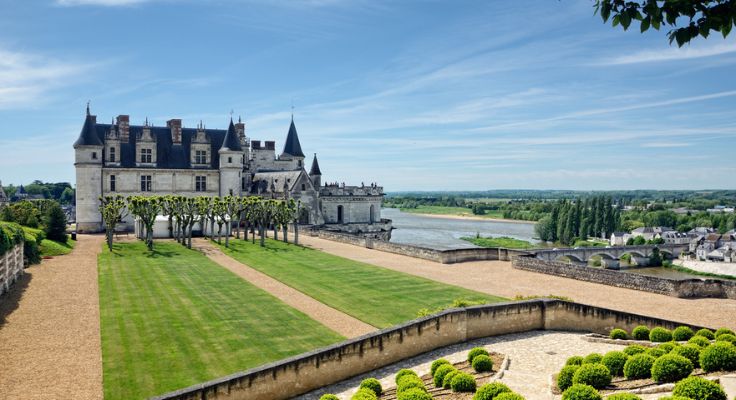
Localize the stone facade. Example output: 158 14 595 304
73 107 390 237
0 243 23 297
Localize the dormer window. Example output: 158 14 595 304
195 150 207 164
109 147 116 162
141 148 152 163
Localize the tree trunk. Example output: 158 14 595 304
283 226 288 243
273 225 278 241
259 225 265 247
107 229 113 251
294 222 299 245
168 216 173 239
225 222 230 248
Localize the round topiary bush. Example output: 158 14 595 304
632 326 650 341
430 358 450 376
673 326 695 342
602 351 628 377
319 394 339 400
396 387 432 400
650 327 673 342
610 328 628 340
696 328 715 340
583 353 604 364
473 382 512 400
651 354 694 383
623 345 647 356
495 393 526 400
672 376 727 400
623 354 656 380
433 364 456 387
352 388 378 400
468 347 490 363
716 333 736 345
646 347 667 358
395 369 419 384
472 354 493 372
566 356 584 366
715 328 735 337
557 365 580 392
561 384 603 400
572 363 612 389
671 344 701 368
605 394 642 400
450 372 476 392
658 342 678 353
442 369 460 389
397 376 426 394
656 397 695 400
359 378 382 397
688 335 711 348
699 342 736 372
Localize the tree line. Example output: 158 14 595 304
535 196 621 245
99 195 300 252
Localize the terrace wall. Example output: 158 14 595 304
0 243 24 297
151 299 708 400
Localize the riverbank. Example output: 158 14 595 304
388 206 537 224
411 211 536 224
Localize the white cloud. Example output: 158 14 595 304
600 41 736 65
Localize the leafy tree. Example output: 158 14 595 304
60 187 75 205
594 0 736 46
44 201 68 242
649 247 663 266
99 195 127 251
127 196 162 251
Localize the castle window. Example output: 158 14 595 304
301 184 306 191
242 176 246 190
109 147 116 162
298 160 302 167
140 175 152 192
141 148 152 163
228 156 232 163
195 176 207 192
92 152 97 160
195 150 207 164
110 175 116 192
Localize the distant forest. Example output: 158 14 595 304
2 181 74 204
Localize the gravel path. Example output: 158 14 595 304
298 235 736 329
0 234 104 400
192 238 377 338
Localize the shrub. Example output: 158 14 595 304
572 363 611 389
610 328 628 340
561 384 603 400
430 358 450 376
672 376 727 400
605 394 642 400
396 387 432 400
566 356 584 366
715 328 735 337
473 382 511 400
623 354 656 379
646 348 667 358
672 344 701 368
651 354 694 383
442 369 459 389
450 372 476 392
650 327 673 342
632 326 650 340
495 393 526 400
433 364 456 387
716 333 736 345
395 369 418 384
696 328 715 340
472 354 493 372
468 347 490 363
699 342 736 372
557 365 580 391
44 202 68 243
688 335 712 348
623 345 647 356
359 378 382 397
583 353 603 364
397 376 425 394
601 351 628 377
319 395 339 400
352 388 378 400
656 397 694 400
658 342 678 353
673 326 695 342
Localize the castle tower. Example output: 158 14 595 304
218 118 243 197
279 116 305 169
73 104 104 232
309 153 322 188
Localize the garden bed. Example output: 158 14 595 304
551 368 728 395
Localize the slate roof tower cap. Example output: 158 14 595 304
220 118 243 151
281 117 305 158
74 106 103 147
309 153 322 176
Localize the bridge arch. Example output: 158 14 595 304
589 252 616 260
556 254 585 263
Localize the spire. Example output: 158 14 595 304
73 106 102 148
86 100 90 116
309 153 322 175
281 118 305 158
220 118 243 151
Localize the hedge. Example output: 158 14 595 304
651 354 694 383
443 370 460 389
557 365 580 391
352 388 378 400
672 326 695 342
699 342 736 372
430 359 450 376
359 378 382 397
688 335 711 348
468 347 490 363
395 369 419 384
610 328 628 340
572 363 611 389
396 388 432 400
450 372 476 392
473 382 511 400
650 327 673 342
622 345 647 356
623 354 655 380
632 326 650 341
601 351 628 377
472 354 493 372
605 394 642 400
671 344 701 368
494 393 526 400
561 384 602 400
672 376 727 400
319 395 339 400
696 328 715 340
583 353 603 364
433 364 456 387
566 356 584 366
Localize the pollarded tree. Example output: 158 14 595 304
212 197 228 244
98 195 127 251
181 197 198 249
223 195 240 248
160 195 176 239
128 196 162 251
195 197 211 240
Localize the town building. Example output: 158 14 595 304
73 107 391 238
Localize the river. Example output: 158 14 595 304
381 208 537 250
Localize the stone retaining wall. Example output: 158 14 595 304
0 243 24 297
513 255 736 300
150 299 708 400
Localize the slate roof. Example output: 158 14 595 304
309 153 322 176
74 114 104 147
252 170 307 193
281 119 305 158
220 119 243 152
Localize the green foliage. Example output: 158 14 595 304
397 376 426 394
352 388 378 400
632 326 650 340
396 388 432 400
623 345 647 356
0 221 24 256
699 342 736 372
601 351 628 377
650 327 673 342
583 353 603 364
473 382 512 400
433 364 456 387
673 326 695 342
471 354 493 372
646 347 667 358
561 384 602 400
320 395 339 400
688 335 712 348
359 378 382 397
716 334 736 345
557 365 580 392
715 328 735 337
430 359 450 376
572 363 611 389
442 369 460 389
671 344 701 368
450 372 476 392
651 354 694 383
43 201 67 243
649 248 663 267
395 369 419 384
696 329 715 340
656 396 694 400
658 342 679 353
495 393 526 400
605 394 642 400
461 236 534 249
623 354 655 379
468 347 490 363
1 200 41 227
566 356 584 366
610 328 628 340
672 376 727 400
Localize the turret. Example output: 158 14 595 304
280 116 305 169
218 118 243 197
73 104 104 232
309 153 322 188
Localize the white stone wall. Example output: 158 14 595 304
102 169 220 195
321 197 382 224
0 243 24 297
75 145 103 232
252 149 277 170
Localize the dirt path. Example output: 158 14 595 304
191 238 376 338
0 234 104 400
297 235 736 330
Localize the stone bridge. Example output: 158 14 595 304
534 244 689 264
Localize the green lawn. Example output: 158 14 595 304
217 239 506 328
98 241 344 400
461 236 535 249
39 237 75 256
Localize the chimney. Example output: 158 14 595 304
235 119 245 143
265 141 275 151
251 140 262 150
167 119 182 144
117 115 129 142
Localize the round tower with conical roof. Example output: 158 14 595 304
73 104 104 232
218 118 244 197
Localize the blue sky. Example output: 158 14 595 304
0 0 734 191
